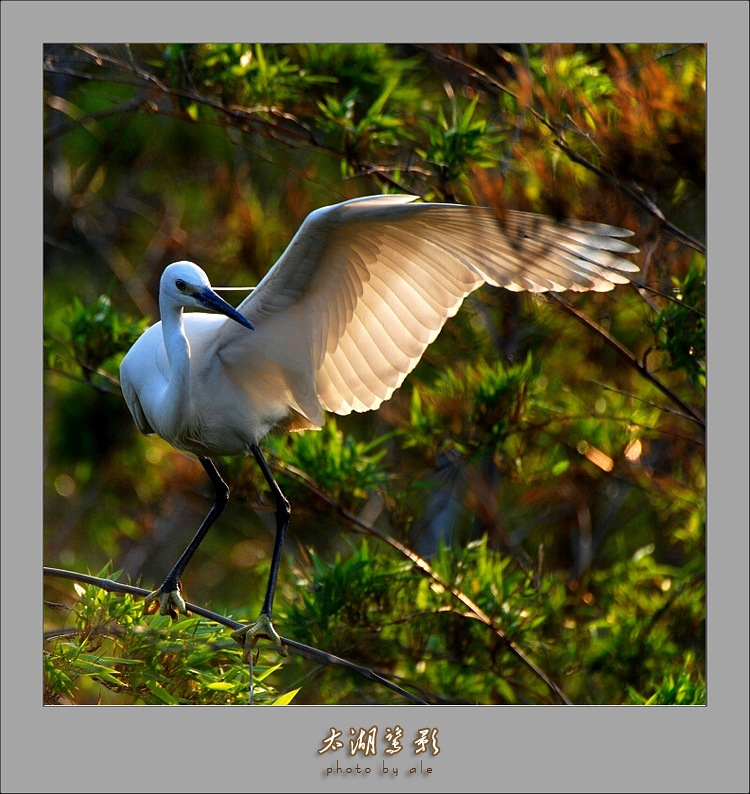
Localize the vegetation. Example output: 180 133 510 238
43 43 705 705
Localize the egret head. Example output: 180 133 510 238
160 261 254 331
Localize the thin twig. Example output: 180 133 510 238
547 293 705 427
419 46 705 254
44 49 426 189
43 95 152 144
266 463 572 705
589 380 706 436
42 566 428 705
552 142 705 254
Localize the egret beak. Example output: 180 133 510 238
195 287 255 331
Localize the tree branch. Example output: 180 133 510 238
419 46 706 254
42 566 427 705
547 293 705 427
265 463 572 705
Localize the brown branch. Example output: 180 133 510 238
42 566 427 705
547 293 705 427
43 95 153 144
419 46 705 254
551 141 705 254
45 49 409 187
266 462 572 705
43 364 121 396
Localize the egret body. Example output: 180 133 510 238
119 194 639 657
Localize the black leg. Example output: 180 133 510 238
230 444 290 658
250 443 291 620
145 456 228 616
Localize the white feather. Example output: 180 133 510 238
122 195 639 453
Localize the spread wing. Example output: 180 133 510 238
218 194 639 424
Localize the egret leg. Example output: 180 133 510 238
144 456 228 619
231 443 290 659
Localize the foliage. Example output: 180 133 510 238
652 256 706 387
295 536 703 706
44 569 295 705
406 355 537 458
44 293 148 384
44 528 704 705
271 419 392 507
419 94 507 195
43 43 705 705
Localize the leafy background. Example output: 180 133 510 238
43 43 705 705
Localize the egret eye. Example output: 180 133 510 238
175 279 187 291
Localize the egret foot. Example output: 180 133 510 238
144 582 189 620
232 613 288 660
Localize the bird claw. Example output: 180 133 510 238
144 583 190 620
232 614 288 660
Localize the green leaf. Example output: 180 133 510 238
146 681 181 705
273 687 301 705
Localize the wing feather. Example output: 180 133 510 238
219 194 638 423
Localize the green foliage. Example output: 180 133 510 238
419 94 506 192
44 293 148 381
270 419 391 507
653 257 706 387
407 355 537 458
568 544 705 703
162 43 336 111
525 47 616 112
294 43 422 104
44 571 296 705
317 78 406 177
277 536 704 705
285 540 409 650
629 656 706 705
44 43 705 705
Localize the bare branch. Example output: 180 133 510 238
547 293 705 427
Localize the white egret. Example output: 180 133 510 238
119 194 639 658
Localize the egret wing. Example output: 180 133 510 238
219 195 638 423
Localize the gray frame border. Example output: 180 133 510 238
3 3 747 792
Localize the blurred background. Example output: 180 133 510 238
43 43 705 704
